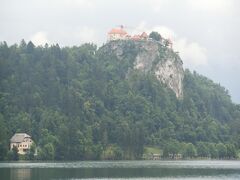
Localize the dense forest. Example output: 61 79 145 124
0 40 240 160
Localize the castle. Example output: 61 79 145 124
107 26 173 49
107 26 149 42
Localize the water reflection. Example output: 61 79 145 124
1 160 240 169
1 161 240 180
10 168 31 180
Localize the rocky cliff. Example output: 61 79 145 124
100 40 184 98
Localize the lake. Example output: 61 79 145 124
1 160 240 180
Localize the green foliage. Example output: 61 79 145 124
0 143 7 160
226 144 237 159
216 143 227 158
0 114 7 160
208 143 218 159
182 143 197 158
149 31 162 41
7 146 19 161
38 143 55 160
196 142 210 157
0 41 240 160
102 145 123 160
26 142 36 160
163 140 180 158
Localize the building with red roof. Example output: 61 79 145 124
107 27 151 42
140 32 148 40
107 27 128 41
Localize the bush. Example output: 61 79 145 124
149 31 162 41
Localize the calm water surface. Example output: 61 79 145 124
1 160 240 180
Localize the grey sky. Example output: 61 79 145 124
1 0 240 103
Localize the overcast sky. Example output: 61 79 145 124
1 0 240 103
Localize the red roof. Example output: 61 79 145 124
108 28 127 35
131 35 141 40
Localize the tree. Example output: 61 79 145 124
183 143 197 158
0 143 7 160
197 142 210 158
216 143 227 159
19 39 27 49
102 145 123 160
26 143 36 160
26 41 35 53
15 112 32 134
208 143 218 159
163 39 170 47
8 146 19 161
226 144 237 159
0 114 7 160
163 140 180 158
149 31 162 41
39 143 55 160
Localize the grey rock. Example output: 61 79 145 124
101 40 184 98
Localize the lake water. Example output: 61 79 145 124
1 160 240 180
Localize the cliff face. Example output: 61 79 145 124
101 40 184 98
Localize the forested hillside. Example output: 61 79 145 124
0 40 240 160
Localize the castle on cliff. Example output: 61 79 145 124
107 26 173 49
107 26 148 42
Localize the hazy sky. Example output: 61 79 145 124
1 0 240 103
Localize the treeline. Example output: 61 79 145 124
0 40 240 160
162 141 237 159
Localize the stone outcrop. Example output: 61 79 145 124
101 40 184 98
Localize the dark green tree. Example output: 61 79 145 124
183 143 197 158
26 142 36 160
149 31 162 41
8 146 19 161
197 142 210 157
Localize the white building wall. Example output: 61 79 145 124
10 138 33 155
108 34 127 41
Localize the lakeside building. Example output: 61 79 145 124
10 133 33 155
